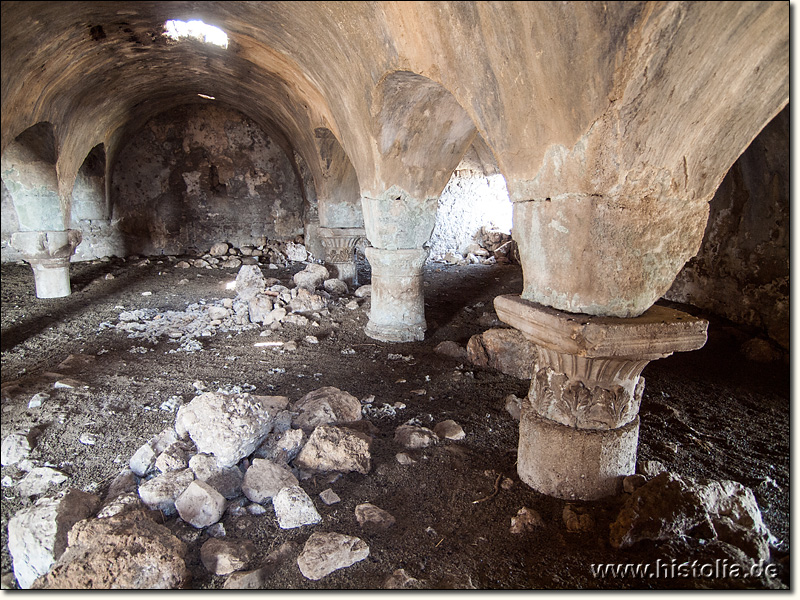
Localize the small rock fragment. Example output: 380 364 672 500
297 532 369 580
242 459 299 504
563 504 595 533
384 568 423 589
137 468 195 515
272 486 322 529
294 425 372 474
354 285 371 298
510 507 545 534
433 420 465 441
319 488 341 505
394 424 438 450
15 468 69 497
175 480 227 528
355 503 396 531
201 537 257 576
1 432 33 466
434 340 467 361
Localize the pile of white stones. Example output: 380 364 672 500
5 382 466 589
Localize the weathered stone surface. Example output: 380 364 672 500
104 469 139 503
188 453 244 499
175 392 288 468
31 510 190 589
272 485 322 529
293 263 329 290
323 278 348 295
504 394 523 421
384 568 424 589
466 328 537 379
293 425 372 474
155 440 196 473
434 340 468 361
234 265 267 301
247 295 274 323
130 428 180 476
96 492 142 519
223 541 299 589
254 428 305 464
15 467 69 497
201 537 257 576
289 288 328 313
319 488 341 505
2 432 34 466
433 419 465 440
175 480 227 528
285 242 308 262
7 489 100 589
394 424 438 449
355 503 396 530
137 468 195 515
510 507 545 534
610 472 773 563
210 242 229 256
297 532 369 580
242 458 299 504
292 387 362 431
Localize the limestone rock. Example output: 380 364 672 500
319 488 341 505
242 458 299 503
104 469 139 503
285 242 308 262
510 507 545 534
32 510 189 589
638 460 666 478
466 328 537 379
254 427 305 464
297 532 369 580
201 537 257 576
354 285 371 298
323 278 349 295
210 242 229 256
175 392 288 468
384 568 424 589
272 485 322 529
293 263 329 290
97 492 142 519
610 472 773 563
293 425 372 474
175 480 227 528
188 453 244 499
355 503 396 531
2 432 34 466
434 340 468 361
137 468 195 515
504 394 523 421
292 386 362 431
15 467 69 497
155 440 196 473
289 288 328 313
247 295 274 323
7 489 100 589
234 264 267 300
434 419 465 440
394 424 438 450
130 428 180 477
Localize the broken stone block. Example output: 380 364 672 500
155 440 196 473
247 295 274 323
175 392 288 468
188 453 244 499
394 424 438 450
129 442 157 477
234 264 267 301
285 242 308 262
355 503 396 531
510 507 545 534
319 488 341 505
293 425 372 474
272 485 322 529
293 263 329 290
610 472 773 563
289 288 328 313
253 428 305 465
292 386 362 431
242 459 299 504
7 489 100 589
297 532 369 580
323 278 348 295
32 510 189 589
15 467 69 497
433 419 465 440
137 468 195 515
434 340 468 361
1 431 34 466
175 480 227 528
466 328 537 379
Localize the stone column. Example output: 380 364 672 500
361 187 437 343
318 227 365 287
10 230 82 298
494 295 707 500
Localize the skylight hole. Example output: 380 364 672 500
164 19 228 48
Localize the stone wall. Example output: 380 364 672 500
110 103 305 256
665 106 789 349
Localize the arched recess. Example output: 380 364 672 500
314 127 362 230
71 144 107 223
0 122 65 232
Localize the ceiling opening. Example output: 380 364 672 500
163 19 228 48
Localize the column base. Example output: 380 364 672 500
11 230 82 299
519 410 640 500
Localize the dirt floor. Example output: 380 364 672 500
0 255 790 590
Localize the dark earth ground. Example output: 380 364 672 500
0 256 791 590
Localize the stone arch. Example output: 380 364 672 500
314 128 362 230
0 122 64 231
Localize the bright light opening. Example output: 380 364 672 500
164 19 228 48
198 94 216 100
